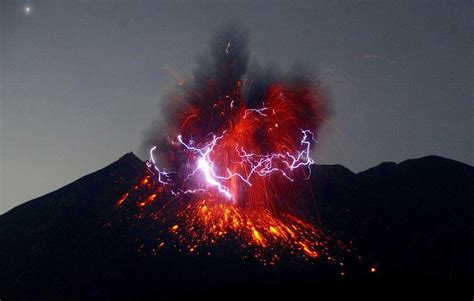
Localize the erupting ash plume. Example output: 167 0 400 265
118 24 344 266
141 24 330 210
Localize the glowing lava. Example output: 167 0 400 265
114 26 347 266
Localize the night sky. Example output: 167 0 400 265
1 0 472 213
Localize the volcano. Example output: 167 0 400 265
0 153 472 299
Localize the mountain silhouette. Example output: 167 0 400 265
1 153 472 299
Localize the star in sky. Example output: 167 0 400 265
24 5 32 15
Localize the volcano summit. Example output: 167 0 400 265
0 153 472 299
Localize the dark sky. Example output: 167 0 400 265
1 0 472 213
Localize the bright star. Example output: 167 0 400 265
24 5 32 15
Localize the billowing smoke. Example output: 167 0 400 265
141 23 331 166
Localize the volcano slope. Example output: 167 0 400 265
0 153 472 298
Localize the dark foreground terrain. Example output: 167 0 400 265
1 153 472 299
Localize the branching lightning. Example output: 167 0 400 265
146 129 315 201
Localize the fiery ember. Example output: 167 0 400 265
115 25 347 266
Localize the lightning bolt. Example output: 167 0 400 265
147 130 315 201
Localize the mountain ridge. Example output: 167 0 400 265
6 152 470 217
1 153 472 298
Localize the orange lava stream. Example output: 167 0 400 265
115 178 348 266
